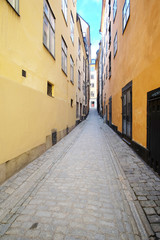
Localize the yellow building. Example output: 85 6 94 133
99 0 160 174
0 0 91 184
76 14 88 124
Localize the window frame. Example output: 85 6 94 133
70 55 74 84
6 0 19 15
43 0 55 58
62 0 68 23
78 70 81 90
47 81 54 97
113 0 117 22
61 37 68 75
113 31 118 57
70 12 74 43
122 0 130 33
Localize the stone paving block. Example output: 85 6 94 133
144 208 156 215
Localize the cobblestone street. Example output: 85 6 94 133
0 110 160 240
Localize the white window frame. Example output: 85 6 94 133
61 37 67 75
113 0 117 22
78 38 81 59
78 70 81 90
7 0 19 13
62 0 68 23
122 0 130 32
70 56 74 83
70 13 74 43
113 32 117 57
43 0 55 58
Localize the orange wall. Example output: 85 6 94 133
104 0 160 148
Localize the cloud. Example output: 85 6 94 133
91 41 100 59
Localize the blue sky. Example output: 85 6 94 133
77 0 102 59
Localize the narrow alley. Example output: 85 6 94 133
0 110 160 240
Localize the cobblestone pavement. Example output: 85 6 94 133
0 110 160 240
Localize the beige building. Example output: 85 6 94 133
90 59 97 109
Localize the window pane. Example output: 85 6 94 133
44 1 49 18
49 28 55 56
43 16 49 48
49 13 55 30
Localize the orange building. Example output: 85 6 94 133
98 0 160 174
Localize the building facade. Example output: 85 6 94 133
98 0 160 174
89 59 97 109
0 0 90 183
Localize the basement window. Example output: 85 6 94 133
47 82 54 97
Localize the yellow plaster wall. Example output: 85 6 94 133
0 0 77 165
104 0 160 148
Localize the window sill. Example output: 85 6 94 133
62 69 67 77
43 43 55 60
6 0 20 16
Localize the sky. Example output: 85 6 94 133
76 0 102 60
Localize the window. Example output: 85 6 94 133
43 0 55 57
70 13 74 43
113 0 117 22
91 83 94 88
71 99 73 107
78 71 81 90
7 0 19 13
106 42 108 56
90 66 95 72
62 0 68 22
91 59 96 64
70 56 74 83
122 0 130 32
106 65 108 79
113 32 117 57
91 75 94 79
108 0 111 17
91 91 94 97
83 57 85 71
109 52 111 78
61 37 67 75
109 22 111 48
78 38 81 59
47 82 54 97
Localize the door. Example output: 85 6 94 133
109 97 112 126
106 105 108 124
148 88 160 174
122 83 132 139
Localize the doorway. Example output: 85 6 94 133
122 81 132 140
109 97 112 126
147 87 160 174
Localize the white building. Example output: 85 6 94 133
89 59 97 109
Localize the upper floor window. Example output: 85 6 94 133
70 13 74 43
61 37 67 75
90 66 95 72
62 0 68 23
108 0 111 18
91 74 94 79
109 52 111 79
7 0 19 13
43 0 55 57
70 56 74 83
113 32 117 57
78 71 81 90
113 0 117 22
109 22 111 48
122 0 130 32
78 38 81 59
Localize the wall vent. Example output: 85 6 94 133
52 131 57 145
